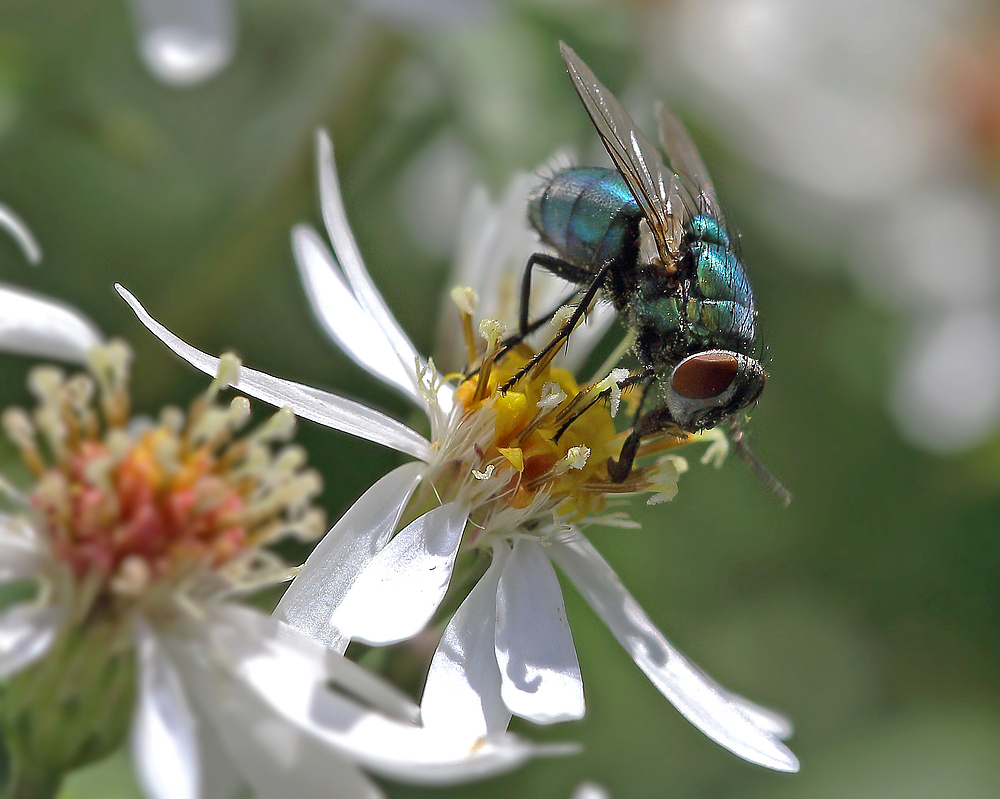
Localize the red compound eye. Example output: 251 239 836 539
672 352 739 399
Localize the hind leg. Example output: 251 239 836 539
518 252 598 336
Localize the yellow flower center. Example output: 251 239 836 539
456 346 621 519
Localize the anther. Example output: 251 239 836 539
2 408 44 477
207 352 242 403
475 319 507 402
560 445 591 471
472 464 496 480
537 382 567 410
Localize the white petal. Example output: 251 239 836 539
292 225 422 404
172 611 381 798
495 539 585 724
571 782 611 799
220 606 420 724
194 719 246 799
329 502 469 646
190 605 542 787
722 692 795 740
315 132 422 390
547 533 800 772
0 203 42 263
116 284 431 461
129 0 235 86
0 523 44 584
0 603 61 680
275 461 423 653
321 645 421 726
131 618 200 799
0 285 102 363
420 545 511 739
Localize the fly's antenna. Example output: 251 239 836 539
730 423 792 507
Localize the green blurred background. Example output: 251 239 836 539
2 0 1000 797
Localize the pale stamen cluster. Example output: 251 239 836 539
1 342 324 616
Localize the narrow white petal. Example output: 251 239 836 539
495 539 585 724
722 692 795 740
315 132 422 385
0 203 42 263
210 707 383 799
116 284 431 460
292 225 421 403
194 719 246 799
0 285 102 363
131 618 200 799
329 502 469 646
275 461 423 653
322 646 421 726
421 545 511 739
0 603 61 680
191 605 543 787
547 533 799 772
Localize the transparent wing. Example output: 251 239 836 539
655 101 724 225
560 42 686 270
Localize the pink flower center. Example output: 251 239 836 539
38 430 248 584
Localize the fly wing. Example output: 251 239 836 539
560 42 686 270
655 101 724 225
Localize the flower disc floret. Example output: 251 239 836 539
2 342 324 607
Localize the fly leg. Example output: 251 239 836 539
607 377 670 482
464 289 577 379
552 367 654 444
463 253 590 379
499 259 613 394
517 253 596 337
729 422 793 506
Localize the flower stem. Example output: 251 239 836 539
2 760 63 799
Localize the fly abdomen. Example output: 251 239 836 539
688 241 756 348
528 167 641 271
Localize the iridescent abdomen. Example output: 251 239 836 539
528 167 641 277
688 236 756 351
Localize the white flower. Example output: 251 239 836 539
118 130 800 772
649 0 1000 451
127 0 235 86
0 319 545 798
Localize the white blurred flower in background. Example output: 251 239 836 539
649 0 1000 451
128 0 236 86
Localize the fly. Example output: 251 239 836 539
500 43 789 503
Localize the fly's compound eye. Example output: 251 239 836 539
671 351 740 399
666 350 766 429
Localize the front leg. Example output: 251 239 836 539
500 259 614 394
606 386 675 482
